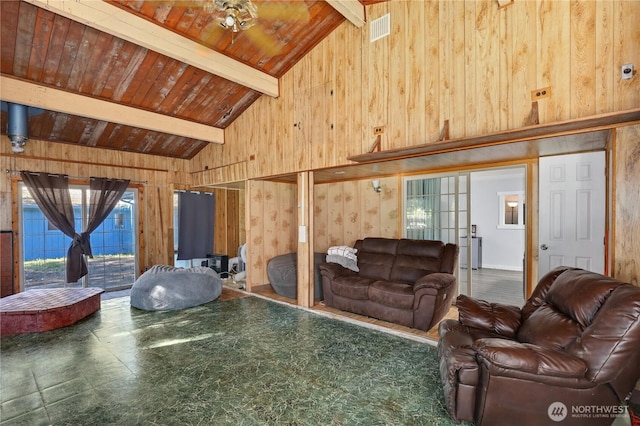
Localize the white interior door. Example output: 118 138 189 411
538 151 606 276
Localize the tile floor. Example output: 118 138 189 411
2 285 638 425
0 288 460 425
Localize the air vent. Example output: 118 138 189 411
370 13 390 42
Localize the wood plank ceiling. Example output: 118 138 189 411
0 0 352 159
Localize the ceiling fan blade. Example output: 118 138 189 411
243 25 283 57
255 2 310 23
153 1 205 7
201 20 226 43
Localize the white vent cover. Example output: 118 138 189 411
370 13 390 42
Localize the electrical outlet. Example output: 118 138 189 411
531 86 552 101
622 64 634 80
373 126 385 135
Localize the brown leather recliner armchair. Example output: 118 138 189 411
437 266 640 426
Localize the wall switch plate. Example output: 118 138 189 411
622 64 634 80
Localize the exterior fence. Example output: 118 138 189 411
22 205 134 261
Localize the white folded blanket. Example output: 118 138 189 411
327 245 358 261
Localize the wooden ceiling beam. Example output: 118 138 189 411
24 0 279 97
326 0 366 27
1 76 225 144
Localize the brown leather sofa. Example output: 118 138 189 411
437 266 640 425
319 237 459 331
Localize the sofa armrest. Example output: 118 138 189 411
318 262 353 279
474 338 588 380
414 272 456 292
456 294 522 339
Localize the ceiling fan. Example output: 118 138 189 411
205 0 259 33
150 0 311 56
197 0 311 56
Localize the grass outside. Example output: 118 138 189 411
24 254 136 290
25 258 66 273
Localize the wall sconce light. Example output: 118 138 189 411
371 179 382 193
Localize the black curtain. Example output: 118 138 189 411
21 172 129 283
177 191 215 260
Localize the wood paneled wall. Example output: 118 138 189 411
190 1 639 286
242 176 400 289
613 125 640 285
210 187 242 259
314 177 400 252
192 0 640 177
245 180 297 289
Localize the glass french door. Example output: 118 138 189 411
19 183 138 292
403 172 471 296
403 169 528 306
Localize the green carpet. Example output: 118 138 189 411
1 295 469 425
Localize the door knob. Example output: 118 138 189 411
540 244 548 250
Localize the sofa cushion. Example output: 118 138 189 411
390 239 444 282
356 238 399 280
368 280 414 310
331 275 375 300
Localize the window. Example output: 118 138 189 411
498 191 525 229
20 183 138 291
403 173 466 244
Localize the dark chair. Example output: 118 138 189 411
437 266 640 425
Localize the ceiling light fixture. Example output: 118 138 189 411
206 0 258 33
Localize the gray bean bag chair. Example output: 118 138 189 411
130 265 222 311
267 252 325 300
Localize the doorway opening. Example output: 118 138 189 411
403 166 526 307
465 167 526 306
